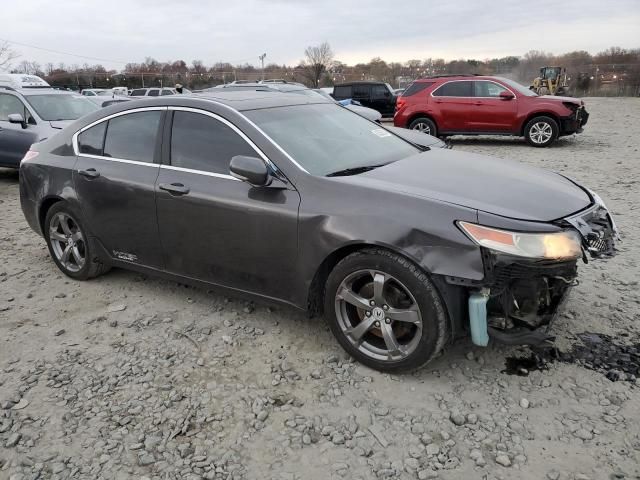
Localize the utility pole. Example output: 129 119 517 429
259 53 266 81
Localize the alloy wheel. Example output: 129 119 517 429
49 213 86 273
334 269 423 361
412 122 431 134
529 122 553 144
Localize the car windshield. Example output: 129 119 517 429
25 94 99 121
312 89 334 100
497 77 538 97
245 103 419 176
287 89 328 100
96 90 113 96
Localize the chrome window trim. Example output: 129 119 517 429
430 79 516 99
159 164 240 181
77 153 159 168
71 100 310 176
72 106 168 157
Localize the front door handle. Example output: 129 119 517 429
78 168 100 179
159 182 190 196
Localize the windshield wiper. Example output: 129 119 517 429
325 163 388 177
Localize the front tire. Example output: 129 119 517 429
409 117 437 137
524 116 558 147
44 202 109 280
324 249 449 372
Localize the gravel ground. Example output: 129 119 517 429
1 97 639 480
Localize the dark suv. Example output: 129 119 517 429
333 81 397 117
393 75 588 147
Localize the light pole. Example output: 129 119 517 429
259 53 266 82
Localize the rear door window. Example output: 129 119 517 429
432 81 473 97
147 89 160 97
103 111 162 162
78 122 107 155
170 111 256 175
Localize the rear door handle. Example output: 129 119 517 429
159 182 190 196
78 168 100 179
473 101 483 105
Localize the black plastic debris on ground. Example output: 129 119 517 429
503 332 640 382
502 351 553 376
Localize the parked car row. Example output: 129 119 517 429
325 75 588 147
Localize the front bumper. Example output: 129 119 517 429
475 199 617 346
560 106 589 135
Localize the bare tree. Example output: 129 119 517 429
0 41 19 72
302 42 334 87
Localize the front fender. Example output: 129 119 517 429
293 183 484 308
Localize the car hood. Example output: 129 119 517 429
385 126 447 149
49 120 73 129
341 149 591 222
345 104 381 122
538 94 583 105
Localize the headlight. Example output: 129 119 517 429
458 221 582 260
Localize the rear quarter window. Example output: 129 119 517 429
78 122 107 155
401 82 434 97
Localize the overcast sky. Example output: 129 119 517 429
2 0 639 71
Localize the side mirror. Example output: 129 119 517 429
230 155 271 187
499 91 515 100
8 113 27 128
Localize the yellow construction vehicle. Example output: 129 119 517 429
530 66 569 96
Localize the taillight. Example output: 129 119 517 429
395 98 406 111
21 150 39 164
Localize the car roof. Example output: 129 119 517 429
335 81 386 86
190 90 331 111
414 74 501 82
0 73 52 91
15 88 81 97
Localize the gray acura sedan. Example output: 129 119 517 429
19 91 617 372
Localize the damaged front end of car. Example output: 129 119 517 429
458 197 618 347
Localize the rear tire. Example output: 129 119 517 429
524 116 558 147
324 248 449 372
44 202 110 280
409 117 437 137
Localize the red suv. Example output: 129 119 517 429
393 75 589 147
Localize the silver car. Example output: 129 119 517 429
0 74 99 168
